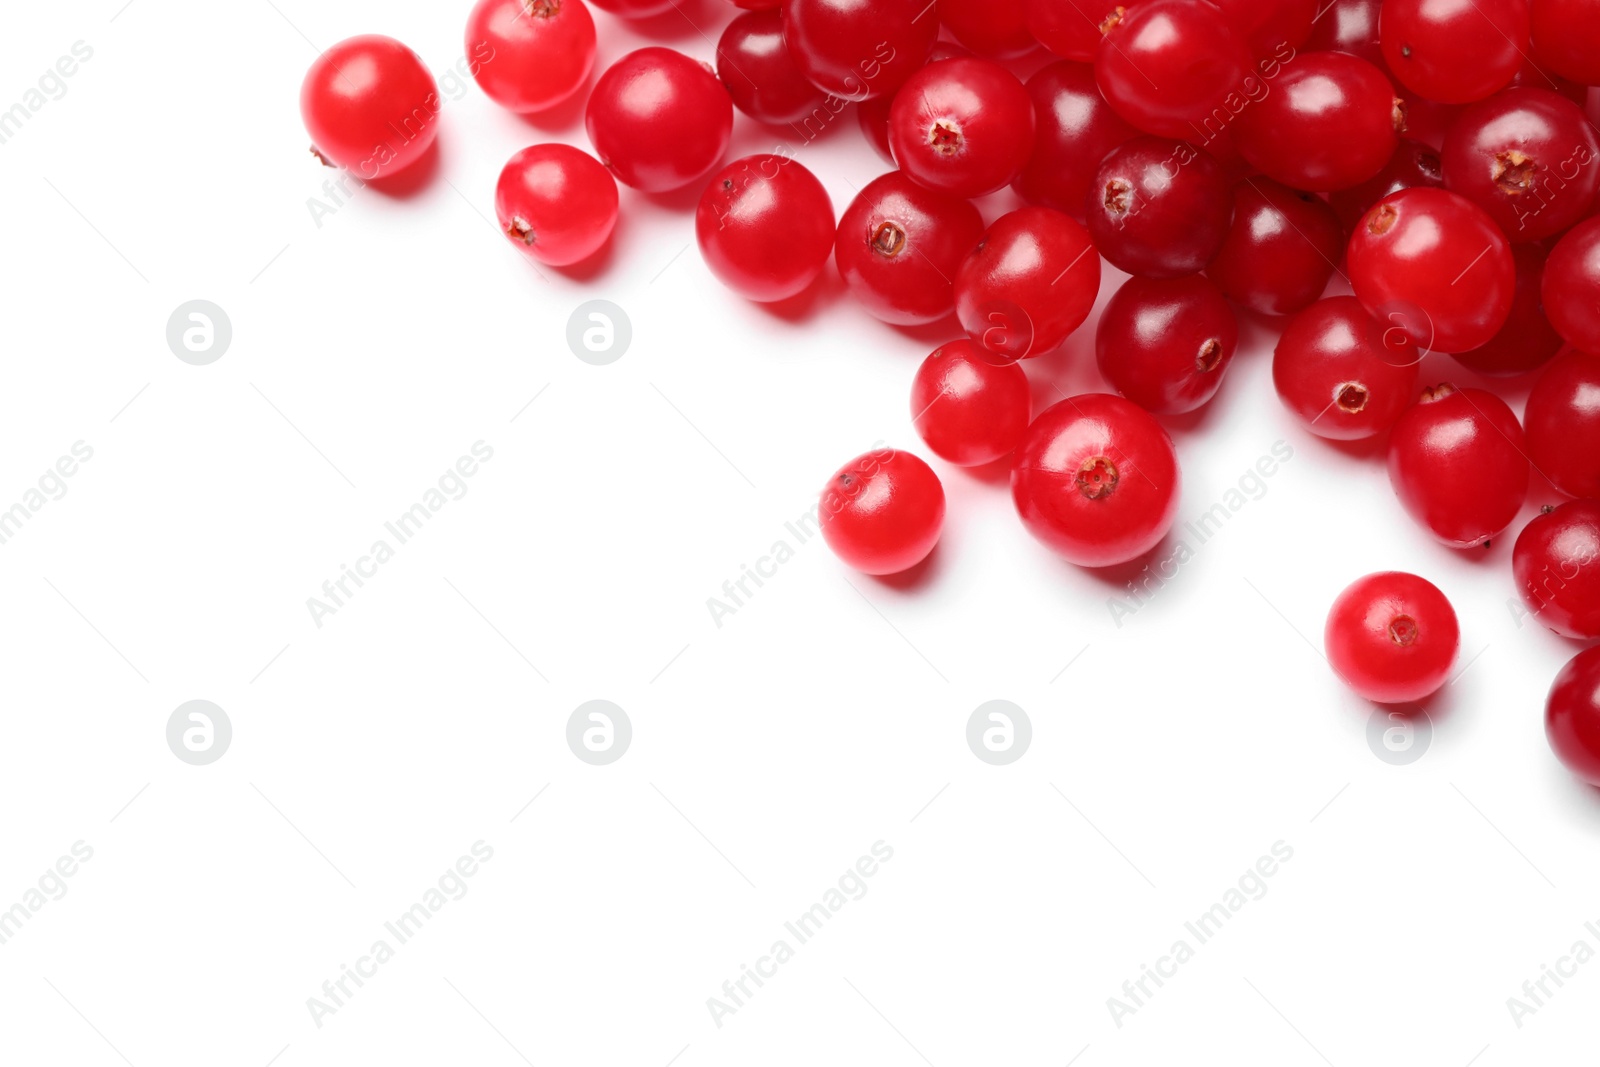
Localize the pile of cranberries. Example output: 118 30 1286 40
299 0 1600 786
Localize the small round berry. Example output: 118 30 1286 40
911 340 1032 466
1273 297 1421 441
495 144 619 266
938 0 1037 58
782 0 938 101
1514 501 1600 641
955 207 1102 360
1543 217 1600 357
1524 350 1600 500
300 36 440 180
1232 51 1399 192
1208 178 1344 317
1209 0 1318 56
888 58 1036 199
1325 572 1460 704
465 0 596 114
1380 0 1529 104
1096 275 1239 415
1011 394 1182 567
819 449 946 574
696 155 834 302
586 48 732 193
1027 0 1122 62
1547 647 1600 786
1328 140 1444 235
1387 384 1530 549
716 9 828 126
1012 61 1139 220
1085 137 1232 280
835 171 984 325
1095 0 1254 139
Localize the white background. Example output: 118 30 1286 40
3 1 1599 1064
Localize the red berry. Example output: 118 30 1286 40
465 0 595 113
938 0 1037 59
1012 61 1139 220
835 171 984 325
1347 188 1516 354
1096 275 1239 415
1531 0 1600 86
495 144 619 266
1450 243 1564 377
782 0 938 101
911 340 1033 466
1514 501 1600 641
1208 0 1317 56
1207 178 1344 317
716 9 829 125
1027 0 1133 62
586 48 732 193
1232 51 1400 192
299 36 439 180
1525 350 1600 500
696 155 834 302
1441 88 1600 243
955 206 1102 360
1273 297 1422 441
1325 572 1459 704
819 449 946 574
1379 0 1529 104
888 58 1036 199
1328 139 1445 235
1095 0 1253 139
1304 0 1383 67
1012 394 1182 567
1547 647 1600 785
1085 137 1232 280
1387 384 1530 548
1543 217 1600 356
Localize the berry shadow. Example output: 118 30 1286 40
510 73 597 137
750 267 845 324
362 137 443 199
868 540 943 592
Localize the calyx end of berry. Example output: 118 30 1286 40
1418 383 1457 404
1075 456 1119 500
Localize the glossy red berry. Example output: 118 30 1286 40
955 206 1102 360
1388 384 1530 548
716 9 828 125
1209 0 1317 56
1441 88 1600 243
1450 243 1564 377
300 35 439 180
1012 394 1182 567
1274 297 1422 441
938 0 1037 59
1304 0 1383 67
465 0 595 114
1547 647 1600 785
1095 0 1253 140
1085 137 1232 279
586 48 732 193
696 155 835 302
1328 139 1445 235
889 58 1036 198
1347 189 1516 354
1028 0 1133 62
819 448 946 574
1096 275 1239 415
1515 501 1600 641
1012 61 1139 220
1232 51 1399 192
835 171 984 325
1543 217 1600 356
1208 178 1344 316
782 0 938 101
1325 572 1459 704
1380 0 1529 104
495 144 619 267
855 41 970 161
911 340 1033 466
1531 0 1600 87
1525 350 1600 500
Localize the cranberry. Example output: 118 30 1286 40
1095 0 1253 140
1388 384 1530 548
819 448 946 574
1543 217 1600 356
1011 393 1182 568
1531 0 1600 87
911 340 1033 466
495 144 619 267
1380 0 1529 104
1096 275 1239 415
1347 188 1516 354
939 0 1037 59
465 0 595 114
1304 0 1383 67
889 58 1036 198
1515 501 1600 641
1085 136 1232 279
782 0 938 101
1328 140 1445 235
1273 297 1422 441
696 155 835 302
716 9 828 125
1325 572 1459 704
855 41 970 161
835 171 984 326
1027 0 1131 62
1209 0 1317 56
1441 88 1600 244
300 35 439 180
954 206 1102 360
1549 647 1600 785
586 48 732 193
1451 243 1564 377
1232 51 1399 192
1013 61 1139 220
1208 178 1344 317
1525 350 1600 500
